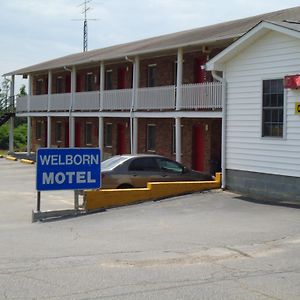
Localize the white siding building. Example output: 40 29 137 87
207 21 300 203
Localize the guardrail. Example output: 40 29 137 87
15 82 222 113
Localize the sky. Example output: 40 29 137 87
1 0 299 91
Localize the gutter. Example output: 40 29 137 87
211 70 227 190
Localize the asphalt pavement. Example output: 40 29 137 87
0 158 299 299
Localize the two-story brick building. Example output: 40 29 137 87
4 6 300 175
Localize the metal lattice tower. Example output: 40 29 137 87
73 0 98 52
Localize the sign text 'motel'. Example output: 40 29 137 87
36 148 101 191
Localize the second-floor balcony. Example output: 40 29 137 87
16 82 222 113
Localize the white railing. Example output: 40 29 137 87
102 89 132 110
16 96 28 112
181 82 222 109
74 91 100 111
50 93 71 111
136 86 176 110
30 95 48 111
15 83 223 113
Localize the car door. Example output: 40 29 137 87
128 157 164 187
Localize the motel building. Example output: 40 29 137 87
3 6 300 183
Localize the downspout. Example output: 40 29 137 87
211 70 227 190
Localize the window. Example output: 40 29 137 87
85 73 94 91
85 122 93 145
156 158 183 173
147 124 156 151
105 70 113 90
36 79 43 95
56 76 63 93
55 122 62 142
262 79 284 137
36 120 42 140
129 157 159 171
147 65 156 87
105 123 113 147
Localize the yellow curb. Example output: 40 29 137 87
6 155 17 161
20 159 35 165
84 173 222 211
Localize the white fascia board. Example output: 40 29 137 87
206 21 300 71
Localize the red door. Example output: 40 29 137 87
117 123 126 154
75 121 81 147
117 68 126 89
194 57 206 83
65 123 69 147
192 125 205 171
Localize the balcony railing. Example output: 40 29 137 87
136 86 176 110
16 82 222 113
102 89 132 110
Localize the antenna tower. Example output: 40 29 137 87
73 0 98 52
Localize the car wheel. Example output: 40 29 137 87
117 183 134 189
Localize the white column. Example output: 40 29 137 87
175 117 182 163
47 116 51 148
27 117 31 155
27 75 32 155
47 71 52 148
99 62 104 111
8 75 15 153
176 48 183 111
27 75 32 113
98 117 103 160
130 56 139 154
47 70 52 112
133 117 138 154
69 66 76 148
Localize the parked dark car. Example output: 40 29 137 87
100 154 213 189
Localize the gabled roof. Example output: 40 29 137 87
206 20 300 71
5 6 300 76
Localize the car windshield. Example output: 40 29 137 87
101 156 129 171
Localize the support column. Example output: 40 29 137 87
176 48 183 111
133 117 138 154
8 75 15 153
175 117 182 163
69 66 76 148
99 61 104 111
27 117 31 155
98 117 103 160
27 75 32 155
130 56 139 154
47 71 52 148
47 116 51 148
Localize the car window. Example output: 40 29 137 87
101 156 129 170
129 157 160 171
156 158 183 173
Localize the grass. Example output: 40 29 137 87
0 149 8 156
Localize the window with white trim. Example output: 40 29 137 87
147 65 156 87
262 79 284 138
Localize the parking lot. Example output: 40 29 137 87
0 158 300 299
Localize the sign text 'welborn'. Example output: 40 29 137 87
36 148 101 191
